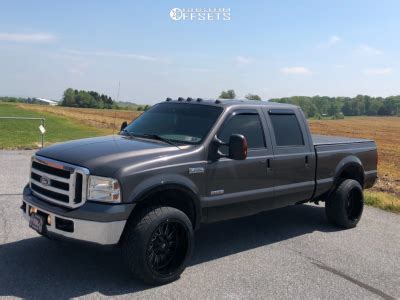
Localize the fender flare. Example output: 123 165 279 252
127 175 202 229
333 155 365 189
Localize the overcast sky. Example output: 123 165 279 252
0 0 399 104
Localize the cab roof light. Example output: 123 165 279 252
215 99 222 104
165 97 172 102
187 97 193 101
196 98 203 102
178 97 185 101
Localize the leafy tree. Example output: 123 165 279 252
60 88 118 109
219 89 236 99
62 88 76 107
245 94 262 101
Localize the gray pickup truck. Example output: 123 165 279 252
21 98 377 285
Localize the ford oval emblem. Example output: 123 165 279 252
40 176 50 186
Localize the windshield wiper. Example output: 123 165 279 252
140 134 179 147
129 133 180 148
121 130 181 148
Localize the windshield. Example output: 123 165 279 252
123 103 223 144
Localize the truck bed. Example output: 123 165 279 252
312 134 377 198
312 134 374 146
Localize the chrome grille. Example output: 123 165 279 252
29 155 89 208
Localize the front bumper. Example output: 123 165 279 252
22 186 134 245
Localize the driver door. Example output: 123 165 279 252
204 108 274 221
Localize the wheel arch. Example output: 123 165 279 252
128 181 202 229
333 156 365 192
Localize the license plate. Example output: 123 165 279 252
29 213 45 234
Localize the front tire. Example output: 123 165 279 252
122 206 194 285
325 179 364 228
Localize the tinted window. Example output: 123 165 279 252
218 113 265 150
269 114 304 146
124 103 223 144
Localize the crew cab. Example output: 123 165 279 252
21 98 377 285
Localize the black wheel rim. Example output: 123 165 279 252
146 220 189 277
346 188 363 221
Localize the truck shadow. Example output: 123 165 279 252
0 204 337 298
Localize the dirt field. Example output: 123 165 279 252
309 117 400 198
18 104 399 198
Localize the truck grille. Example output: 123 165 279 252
29 156 89 208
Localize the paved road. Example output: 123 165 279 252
0 150 399 299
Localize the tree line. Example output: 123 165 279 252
0 97 28 103
2 89 400 118
217 90 400 118
219 89 261 100
270 95 400 118
60 88 150 111
61 88 116 109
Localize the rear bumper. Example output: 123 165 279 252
22 186 134 245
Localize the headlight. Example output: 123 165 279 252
87 175 121 203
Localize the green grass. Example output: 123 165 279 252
0 102 110 149
364 191 400 213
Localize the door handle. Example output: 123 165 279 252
305 155 309 167
267 158 271 172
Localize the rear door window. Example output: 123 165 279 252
269 114 304 146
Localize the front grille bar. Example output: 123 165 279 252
30 178 70 195
31 168 70 183
30 155 89 208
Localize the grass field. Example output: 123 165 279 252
364 191 400 213
0 103 109 148
2 103 399 212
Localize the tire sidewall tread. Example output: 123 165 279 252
122 206 194 285
325 179 364 229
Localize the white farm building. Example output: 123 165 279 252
33 97 58 106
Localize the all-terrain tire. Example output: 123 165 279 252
121 206 194 285
325 179 364 229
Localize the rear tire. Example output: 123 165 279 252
325 179 364 229
122 206 193 285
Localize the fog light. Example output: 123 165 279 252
47 215 52 225
29 207 37 214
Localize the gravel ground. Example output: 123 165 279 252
0 150 399 299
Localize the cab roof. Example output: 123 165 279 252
163 98 298 109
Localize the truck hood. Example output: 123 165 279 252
36 135 182 176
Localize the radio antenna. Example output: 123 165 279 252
112 80 120 135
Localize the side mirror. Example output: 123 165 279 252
228 134 248 160
120 121 128 132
